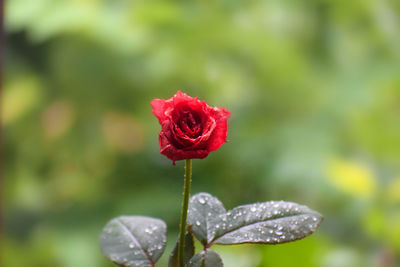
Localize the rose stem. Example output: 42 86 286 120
177 159 192 267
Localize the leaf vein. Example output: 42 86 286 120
116 219 155 266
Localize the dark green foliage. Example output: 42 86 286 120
186 250 223 267
187 193 226 245
168 230 195 267
99 216 167 267
99 193 322 267
188 193 323 246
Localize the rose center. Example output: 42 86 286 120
179 111 201 138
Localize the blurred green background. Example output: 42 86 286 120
3 0 400 266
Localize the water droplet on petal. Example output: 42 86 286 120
198 197 206 204
251 207 257 212
195 220 201 226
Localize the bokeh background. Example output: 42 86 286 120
3 0 400 266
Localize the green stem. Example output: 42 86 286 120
177 159 192 267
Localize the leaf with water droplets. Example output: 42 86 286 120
99 216 167 267
168 230 195 267
186 249 223 267
211 201 323 245
187 193 226 245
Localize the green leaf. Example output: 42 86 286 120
186 249 223 267
188 193 323 246
168 229 195 267
212 201 323 245
99 216 167 267
187 193 226 245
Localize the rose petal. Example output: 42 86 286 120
212 107 231 120
151 98 173 123
172 91 197 106
160 142 210 161
207 118 228 151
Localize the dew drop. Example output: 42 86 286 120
251 207 257 212
198 198 206 204
276 231 283 236
195 221 201 226
129 243 135 248
312 216 318 222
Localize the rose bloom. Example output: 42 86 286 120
151 91 230 163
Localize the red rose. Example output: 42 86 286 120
151 91 230 163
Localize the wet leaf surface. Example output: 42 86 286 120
186 249 223 267
99 216 167 267
188 193 323 246
187 193 226 245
